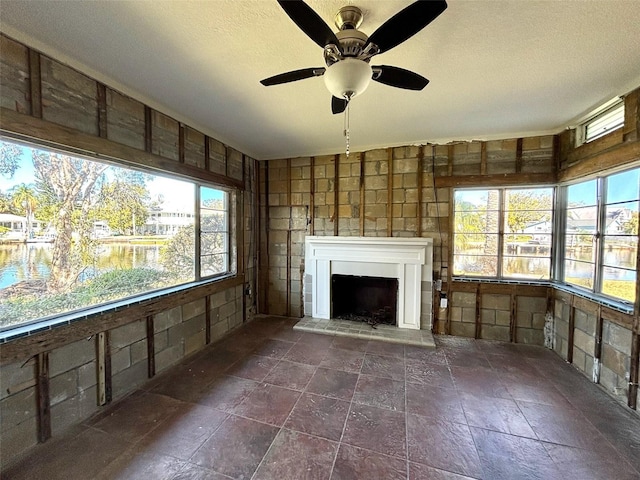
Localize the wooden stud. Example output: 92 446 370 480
178 123 185 164
510 286 517 343
359 152 365 236
28 49 42 119
447 144 454 176
286 159 291 316
475 284 482 339
204 135 211 172
97 83 108 139
205 296 212 344
224 146 230 178
432 287 439 334
333 154 339 236
552 134 561 174
309 156 315 235
515 138 523 173
36 352 51 443
254 159 261 313
387 148 393 237
146 315 155 378
629 332 639 409
264 162 270 313
416 146 424 237
567 298 575 363
96 331 112 406
480 141 487 175
144 106 152 153
594 305 604 383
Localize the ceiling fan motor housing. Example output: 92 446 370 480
324 57 372 100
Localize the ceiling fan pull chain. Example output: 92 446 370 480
344 101 350 157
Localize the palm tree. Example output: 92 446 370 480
10 184 38 240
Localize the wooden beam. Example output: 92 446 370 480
204 135 211 172
434 172 556 188
178 123 185 164
144 105 152 153
567 300 575 363
264 162 270 313
309 156 315 235
0 275 243 365
96 83 107 139
552 134 561 173
515 138 523 173
359 152 365 236
558 138 640 182
387 148 393 237
475 284 482 339
205 295 211 344
286 159 291 316
416 146 424 237
447 144 454 176
480 141 487 175
36 352 51 443
334 154 339 236
96 331 112 406
509 286 517 343
146 315 155 378
0 108 244 189
28 49 42 119
594 306 603 383
629 332 639 410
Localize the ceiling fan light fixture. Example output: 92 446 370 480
323 58 372 100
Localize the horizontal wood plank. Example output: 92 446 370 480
434 172 555 188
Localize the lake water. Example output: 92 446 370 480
0 243 164 290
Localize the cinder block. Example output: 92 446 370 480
0 415 38 467
496 310 511 326
130 339 148 365
0 361 35 401
78 361 97 390
461 307 476 323
154 306 182 333
517 296 546 313
452 292 475 308
573 329 595 354
572 347 586 373
516 328 544 346
110 319 146 348
49 370 79 406
601 344 630 377
50 338 95 377
182 299 206 321
0 386 37 430
111 346 132 375
482 294 510 310
111 362 148 400
155 344 184 373
450 322 475 338
603 321 632 355
574 310 596 335
481 309 496 324
481 325 510 342
50 387 98 437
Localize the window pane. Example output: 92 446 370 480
503 256 551 280
564 260 595 289
567 180 597 207
606 169 639 204
564 234 595 262
0 140 196 330
601 267 636 303
453 254 498 277
199 186 229 279
605 201 638 235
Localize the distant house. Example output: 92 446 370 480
141 210 195 235
0 213 43 241
566 207 633 235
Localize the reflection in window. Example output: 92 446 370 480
562 167 639 303
0 139 234 331
453 187 554 280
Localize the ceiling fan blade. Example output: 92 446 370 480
365 0 447 55
260 67 325 86
277 0 342 51
372 65 429 90
332 96 348 114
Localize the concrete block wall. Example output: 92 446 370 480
551 290 637 408
446 286 549 345
0 33 259 468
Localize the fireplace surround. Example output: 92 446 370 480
304 236 434 330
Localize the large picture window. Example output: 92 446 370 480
562 167 639 304
0 140 235 330
453 187 554 280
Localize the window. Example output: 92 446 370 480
578 100 625 145
561 167 639 303
0 139 235 331
453 187 554 280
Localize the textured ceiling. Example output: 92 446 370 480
1 1 640 160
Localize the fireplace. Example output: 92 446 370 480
304 236 433 330
332 274 399 326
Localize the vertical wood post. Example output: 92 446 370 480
567 297 576 363
447 144 454 176
205 296 212 344
309 156 315 235
359 152 365 236
264 162 270 313
97 83 108 139
144 106 152 153
515 138 523 173
96 331 112 406
629 332 639 409
387 148 393 237
333 154 339 236
36 352 51 443
178 123 185 164
480 141 487 175
146 315 155 378
509 286 517 343
28 49 42 119
475 284 482 339
417 146 424 237
594 306 604 383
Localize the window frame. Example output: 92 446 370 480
557 166 639 306
575 98 625 146
452 186 556 282
0 136 238 335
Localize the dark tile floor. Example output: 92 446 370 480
4 316 640 480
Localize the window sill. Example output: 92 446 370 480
0 274 237 344
452 277 634 315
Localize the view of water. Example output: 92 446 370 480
0 243 164 289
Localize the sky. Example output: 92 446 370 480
0 140 224 212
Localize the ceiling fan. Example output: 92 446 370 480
260 0 448 114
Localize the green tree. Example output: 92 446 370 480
505 190 552 234
454 199 486 252
94 181 149 235
10 184 38 239
0 142 22 178
622 211 639 235
32 151 107 293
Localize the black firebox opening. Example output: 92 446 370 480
331 274 399 328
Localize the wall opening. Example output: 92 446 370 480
331 274 398 327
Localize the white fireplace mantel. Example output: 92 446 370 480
304 236 433 330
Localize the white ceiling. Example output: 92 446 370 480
1 1 640 160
